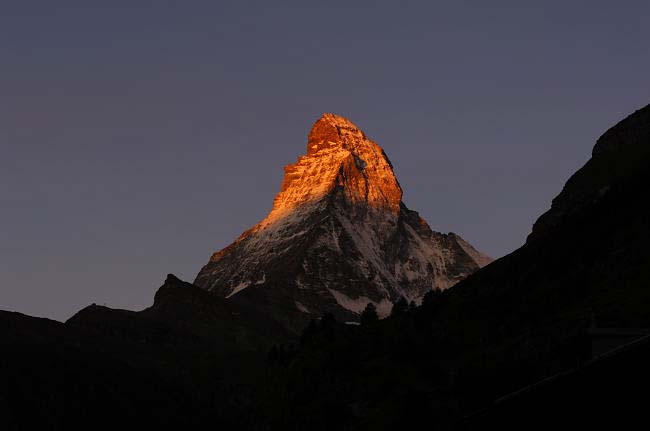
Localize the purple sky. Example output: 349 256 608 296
2 1 649 321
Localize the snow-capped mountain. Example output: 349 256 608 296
195 114 491 327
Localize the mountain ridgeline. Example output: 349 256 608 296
195 113 490 329
1 104 649 430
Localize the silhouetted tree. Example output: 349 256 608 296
320 312 336 330
360 303 379 325
300 320 318 346
267 345 280 365
391 296 409 316
422 288 443 310
319 312 338 341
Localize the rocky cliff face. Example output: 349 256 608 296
195 114 491 327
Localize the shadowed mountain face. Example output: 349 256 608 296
195 113 490 328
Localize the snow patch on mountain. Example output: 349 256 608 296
226 281 251 299
328 288 393 317
295 301 311 314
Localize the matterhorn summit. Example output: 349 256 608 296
195 113 491 329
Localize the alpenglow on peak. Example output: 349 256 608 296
264 113 403 225
195 113 491 331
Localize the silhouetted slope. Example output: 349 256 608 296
465 334 650 430
446 102 650 349
530 103 650 240
0 310 218 430
0 275 291 430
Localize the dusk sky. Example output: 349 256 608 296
2 1 649 321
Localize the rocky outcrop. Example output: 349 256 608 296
195 113 491 328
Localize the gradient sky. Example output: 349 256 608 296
2 1 649 321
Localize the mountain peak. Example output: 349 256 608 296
263 113 402 225
307 113 365 154
195 114 491 328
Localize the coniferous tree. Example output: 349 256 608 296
422 288 443 310
267 345 280 365
300 320 318 346
320 312 337 340
320 312 336 329
360 303 379 325
391 296 409 316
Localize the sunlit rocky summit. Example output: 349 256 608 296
195 114 490 327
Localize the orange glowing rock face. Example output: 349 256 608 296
264 113 402 226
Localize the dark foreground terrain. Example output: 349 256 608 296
2 103 649 430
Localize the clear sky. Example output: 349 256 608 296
2 1 649 321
